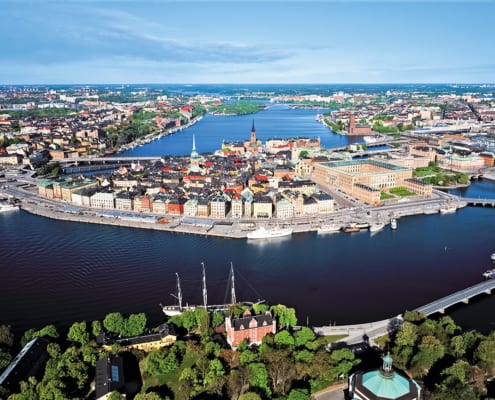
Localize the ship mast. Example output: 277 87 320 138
230 262 237 305
201 262 207 308
171 272 183 311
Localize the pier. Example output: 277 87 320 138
314 279 495 345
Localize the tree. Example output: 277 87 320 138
287 388 311 400
410 335 445 378
262 347 295 395
474 337 495 373
0 349 12 370
0 325 14 347
204 359 225 394
329 348 359 381
92 320 103 337
67 321 90 345
134 393 163 400
124 313 147 337
270 304 297 328
274 330 295 348
107 391 124 400
252 303 268 314
35 324 59 339
227 365 250 400
294 327 316 348
211 311 225 329
248 363 271 397
103 312 125 335
238 393 262 400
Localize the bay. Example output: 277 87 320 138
1 105 494 335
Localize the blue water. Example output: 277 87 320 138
120 105 361 157
1 104 495 335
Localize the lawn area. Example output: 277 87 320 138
389 187 415 197
380 191 394 200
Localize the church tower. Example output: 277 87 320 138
250 119 257 145
190 134 200 173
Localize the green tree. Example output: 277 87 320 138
0 325 14 347
35 324 59 339
475 337 495 373
329 348 359 381
270 304 297 328
134 393 164 400
124 313 147 337
211 311 225 329
46 343 61 359
252 303 268 314
67 321 90 346
107 391 124 400
274 330 295 348
239 348 259 365
248 362 271 397
103 312 125 335
204 358 225 394
287 388 311 400
410 335 445 378
92 320 103 337
238 393 262 400
0 349 12 370
294 327 316 348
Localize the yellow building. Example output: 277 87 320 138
313 159 412 205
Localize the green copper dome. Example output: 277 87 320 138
361 370 411 399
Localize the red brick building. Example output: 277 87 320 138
225 310 276 348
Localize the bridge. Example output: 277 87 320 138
57 156 162 164
314 279 495 345
463 197 495 207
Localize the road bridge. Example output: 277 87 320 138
463 197 495 207
314 279 495 345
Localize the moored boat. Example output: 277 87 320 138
317 224 341 234
0 202 19 213
390 218 397 230
343 224 360 233
439 205 457 214
491 253 495 261
369 223 385 233
482 269 495 279
247 226 292 239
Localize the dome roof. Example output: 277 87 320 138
361 370 411 399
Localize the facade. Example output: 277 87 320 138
115 192 134 211
313 159 412 205
225 310 276 348
312 191 334 213
404 178 433 198
231 196 243 218
349 355 421 400
252 194 273 218
348 114 372 135
184 198 199 217
210 195 228 218
275 198 294 218
90 191 115 209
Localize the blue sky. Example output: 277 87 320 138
1 0 494 84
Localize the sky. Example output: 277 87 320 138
1 0 495 84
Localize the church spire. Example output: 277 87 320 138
192 134 197 152
250 120 256 145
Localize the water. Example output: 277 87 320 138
120 105 362 157
1 105 495 335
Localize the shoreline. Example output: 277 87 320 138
18 193 466 240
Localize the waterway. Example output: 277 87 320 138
1 106 494 335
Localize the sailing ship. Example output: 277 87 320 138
161 262 260 316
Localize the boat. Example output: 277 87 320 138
0 202 18 213
161 263 260 316
317 224 341 234
390 218 397 230
491 253 495 261
247 226 292 239
355 223 370 230
369 223 385 233
343 224 360 233
482 269 495 279
439 205 457 214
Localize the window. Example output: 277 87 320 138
111 365 119 382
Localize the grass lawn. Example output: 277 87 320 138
389 187 415 197
381 191 394 200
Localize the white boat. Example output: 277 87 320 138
390 218 397 230
0 202 18 213
369 223 385 233
491 253 495 261
440 205 457 214
247 226 293 239
317 224 341 234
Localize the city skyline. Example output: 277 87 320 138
1 0 495 84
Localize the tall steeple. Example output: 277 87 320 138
190 134 200 173
250 119 256 145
